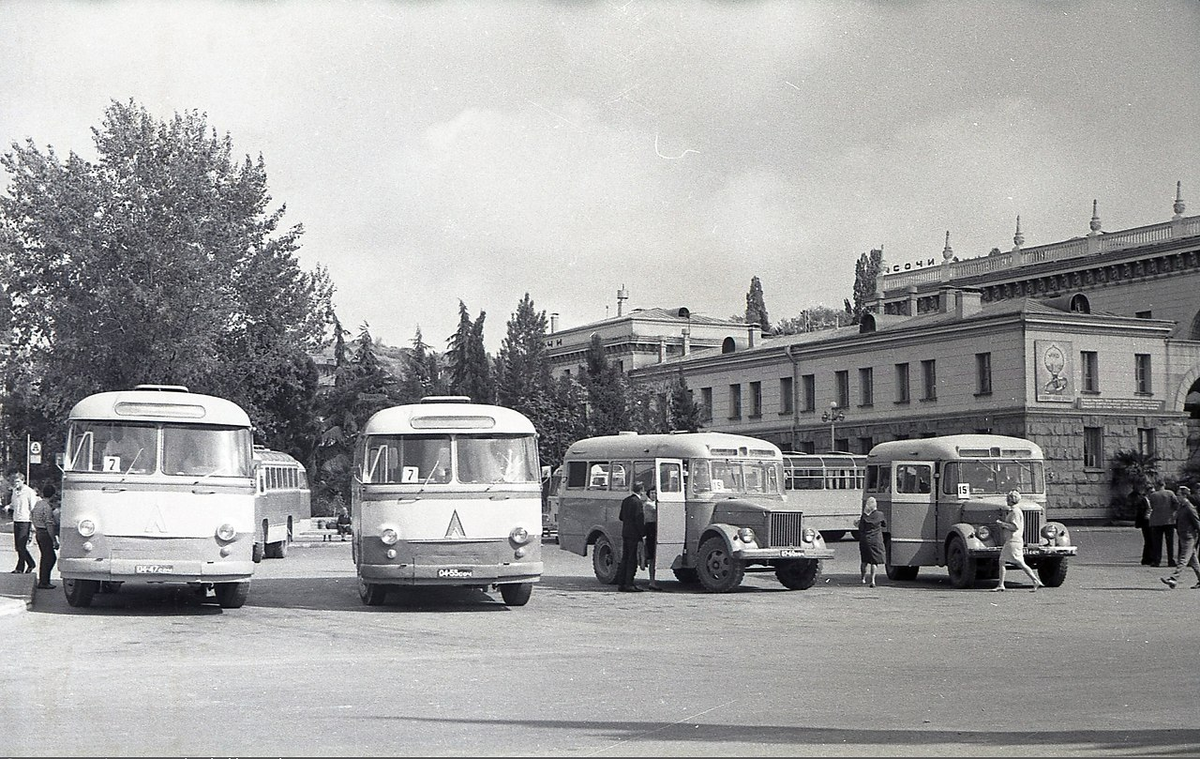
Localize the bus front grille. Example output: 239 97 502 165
1023 510 1042 545
768 512 805 547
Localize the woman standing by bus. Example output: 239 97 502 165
856 496 885 587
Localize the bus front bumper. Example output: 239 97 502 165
360 561 544 586
734 547 836 561
59 557 254 582
969 545 1078 558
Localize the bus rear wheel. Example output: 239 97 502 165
591 534 619 585
697 536 745 592
946 536 977 589
359 578 387 606
214 581 249 609
498 582 533 606
1037 557 1069 587
672 567 700 585
64 578 100 608
885 564 919 581
775 559 821 590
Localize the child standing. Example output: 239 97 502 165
857 496 886 587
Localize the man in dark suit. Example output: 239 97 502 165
617 483 647 592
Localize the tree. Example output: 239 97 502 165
668 373 703 432
775 306 851 335
446 301 493 403
496 293 551 414
582 334 628 436
0 99 328 462
538 374 589 469
745 276 770 333
848 248 884 324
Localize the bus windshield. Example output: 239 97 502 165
66 422 159 474
689 458 782 497
161 425 253 478
458 435 539 484
944 460 1046 496
364 434 452 484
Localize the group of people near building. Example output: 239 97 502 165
1131 478 1200 589
3 472 61 590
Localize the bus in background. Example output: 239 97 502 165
352 396 542 607
864 434 1077 589
59 384 256 609
251 445 312 561
781 452 866 542
557 431 834 593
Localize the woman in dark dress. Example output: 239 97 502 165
857 496 886 587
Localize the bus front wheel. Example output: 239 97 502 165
776 559 821 590
886 564 919 581
591 534 619 585
697 536 745 592
1037 557 1069 587
359 578 387 606
946 536 977 589
214 581 249 609
64 578 100 608
499 582 533 606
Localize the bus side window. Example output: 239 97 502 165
610 461 630 490
566 461 588 488
658 462 682 493
588 462 611 490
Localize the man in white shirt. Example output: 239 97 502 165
9 472 38 574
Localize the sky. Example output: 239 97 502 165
2 0 1199 353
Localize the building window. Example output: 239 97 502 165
1081 351 1099 393
834 437 849 453
729 384 742 420
921 359 937 401
749 381 762 419
859 367 874 407
1136 310 1152 319
1135 354 1151 394
857 436 874 455
895 363 910 404
779 377 794 415
700 387 713 423
1138 427 1156 458
975 352 992 396
1083 426 1104 468
835 370 849 408
802 374 815 412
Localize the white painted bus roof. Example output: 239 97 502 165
363 402 536 435
253 447 305 468
865 434 1043 460
564 431 782 460
67 388 252 427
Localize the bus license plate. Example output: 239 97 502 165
779 549 801 558
135 564 174 574
437 568 473 578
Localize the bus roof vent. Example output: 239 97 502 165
617 430 639 436
133 384 190 393
420 395 473 404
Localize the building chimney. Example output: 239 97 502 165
658 337 667 363
747 323 758 348
550 312 559 333
682 325 691 356
617 285 629 317
957 289 982 317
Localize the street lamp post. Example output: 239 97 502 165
821 401 845 452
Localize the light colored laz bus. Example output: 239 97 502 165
251 445 312 561
352 396 543 607
781 451 865 542
864 434 1077 589
557 431 834 593
59 384 256 609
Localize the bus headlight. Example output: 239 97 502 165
1041 525 1058 540
510 527 532 545
737 527 756 543
77 519 96 538
215 523 237 541
976 525 992 541
802 527 817 543
380 528 399 546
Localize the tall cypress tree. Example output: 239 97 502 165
745 275 770 333
583 333 629 436
446 301 493 403
496 293 551 416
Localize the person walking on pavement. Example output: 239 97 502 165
616 483 647 592
856 496 886 587
1161 485 1200 590
9 471 37 574
30 483 59 589
1132 485 1155 565
992 490 1044 592
1147 478 1178 567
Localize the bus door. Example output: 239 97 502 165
654 459 686 572
887 460 936 566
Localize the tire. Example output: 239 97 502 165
775 559 821 590
696 536 745 592
64 578 99 608
359 578 387 606
499 582 533 606
886 564 919 581
214 581 249 609
1037 557 1069 587
822 530 846 543
672 567 700 585
946 536 977 589
591 534 619 585
99 581 123 594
